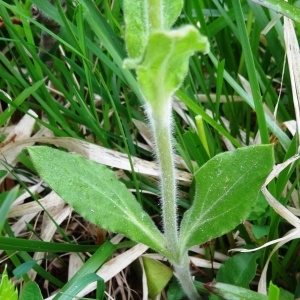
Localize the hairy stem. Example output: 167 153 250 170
147 101 199 299
146 101 179 259
174 255 201 300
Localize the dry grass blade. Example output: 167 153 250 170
8 191 65 218
0 110 37 184
257 228 300 294
45 243 149 300
29 204 73 281
139 256 149 300
284 17 300 143
232 153 300 294
1 136 192 185
262 154 300 227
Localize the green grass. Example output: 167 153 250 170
0 0 299 299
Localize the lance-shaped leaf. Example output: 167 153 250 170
179 145 274 254
124 0 183 60
125 26 209 118
28 146 168 256
204 282 268 300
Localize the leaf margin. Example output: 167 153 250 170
28 146 169 257
179 144 274 254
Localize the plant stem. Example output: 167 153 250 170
174 256 201 300
147 101 179 259
147 102 200 299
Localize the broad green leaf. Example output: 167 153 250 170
278 288 294 300
142 256 173 298
167 279 186 300
28 146 168 257
214 252 259 291
0 266 18 300
124 0 183 59
252 225 269 239
125 26 209 118
179 145 274 253
19 282 43 300
248 192 270 221
204 282 268 300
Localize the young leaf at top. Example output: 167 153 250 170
124 26 209 118
124 0 183 61
28 146 168 257
179 145 274 254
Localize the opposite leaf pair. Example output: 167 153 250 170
28 144 274 262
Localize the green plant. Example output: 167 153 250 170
0 266 18 300
27 0 275 299
251 0 300 24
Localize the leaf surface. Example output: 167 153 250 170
142 256 173 298
214 252 259 290
204 282 268 300
179 145 274 253
124 0 183 59
19 282 43 300
0 266 18 300
125 26 209 118
28 147 167 256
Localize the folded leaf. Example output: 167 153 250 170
28 146 168 256
142 256 173 298
179 145 274 253
124 0 183 59
124 26 209 119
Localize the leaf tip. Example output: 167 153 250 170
203 282 216 290
203 282 223 297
